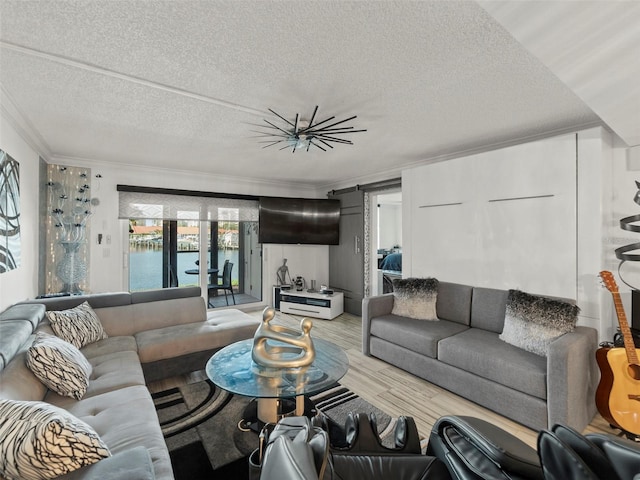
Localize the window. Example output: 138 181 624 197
120 187 261 307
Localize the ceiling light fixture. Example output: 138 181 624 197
255 106 366 153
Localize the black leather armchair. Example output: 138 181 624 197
257 413 450 480
427 415 640 480
327 412 449 480
427 415 542 480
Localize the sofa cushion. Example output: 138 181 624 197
46 301 108 348
89 306 136 337
470 287 509 333
56 446 155 480
45 351 146 406
79 336 138 359
134 308 259 363
500 290 578 356
0 304 45 332
25 292 133 311
130 296 207 333
370 315 468 358
0 346 48 402
438 328 547 399
391 277 439 320
435 282 473 325
26 332 92 400
0 320 33 373
0 399 111 480
55 386 173 480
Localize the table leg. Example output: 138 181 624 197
257 398 279 424
295 395 305 416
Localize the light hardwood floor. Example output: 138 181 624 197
149 308 615 448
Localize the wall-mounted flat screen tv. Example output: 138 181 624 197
259 197 340 245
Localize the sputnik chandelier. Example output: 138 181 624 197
255 106 366 153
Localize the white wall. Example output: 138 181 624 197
403 133 578 297
263 244 330 304
0 104 41 310
378 204 402 250
601 143 640 340
402 128 626 340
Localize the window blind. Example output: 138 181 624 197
118 190 259 222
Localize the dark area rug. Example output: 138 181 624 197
153 379 395 480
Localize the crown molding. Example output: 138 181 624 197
49 153 320 193
320 120 604 193
0 83 52 159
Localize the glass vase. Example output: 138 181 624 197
55 241 87 294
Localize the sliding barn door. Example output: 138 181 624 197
329 189 364 315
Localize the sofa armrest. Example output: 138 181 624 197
547 326 599 430
58 446 155 480
361 294 394 356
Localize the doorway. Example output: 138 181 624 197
368 190 402 297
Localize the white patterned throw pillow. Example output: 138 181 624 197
26 332 92 400
391 277 439 320
0 399 110 480
499 290 579 356
46 301 108 348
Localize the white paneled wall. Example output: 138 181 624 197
403 133 577 298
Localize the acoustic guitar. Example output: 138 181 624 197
596 271 640 436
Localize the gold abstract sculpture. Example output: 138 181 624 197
252 307 315 368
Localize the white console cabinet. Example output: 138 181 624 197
278 290 344 320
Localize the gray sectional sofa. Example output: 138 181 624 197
362 281 599 432
0 287 260 480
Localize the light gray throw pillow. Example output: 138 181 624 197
500 289 578 356
391 277 439 320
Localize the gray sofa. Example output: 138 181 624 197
362 281 599 432
0 287 260 480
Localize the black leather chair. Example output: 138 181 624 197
538 424 640 480
257 413 450 480
427 415 542 480
208 260 235 307
427 415 640 480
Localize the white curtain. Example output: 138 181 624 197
118 191 259 221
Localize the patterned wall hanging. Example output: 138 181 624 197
0 149 20 273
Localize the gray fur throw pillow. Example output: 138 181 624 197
499 290 578 356
391 277 439 320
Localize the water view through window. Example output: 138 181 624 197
130 249 239 291
128 219 254 298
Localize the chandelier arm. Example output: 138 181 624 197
262 140 286 148
309 140 327 151
309 126 367 135
307 115 358 132
313 134 354 144
317 139 334 149
250 130 289 137
294 114 299 135
307 106 318 129
312 126 354 132
268 109 296 128
264 119 293 136
304 115 336 131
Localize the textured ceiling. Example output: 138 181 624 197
0 1 631 189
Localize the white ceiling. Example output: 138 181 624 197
0 1 637 189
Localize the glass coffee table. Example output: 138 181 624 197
206 337 349 430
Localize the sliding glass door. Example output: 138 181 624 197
128 218 261 307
